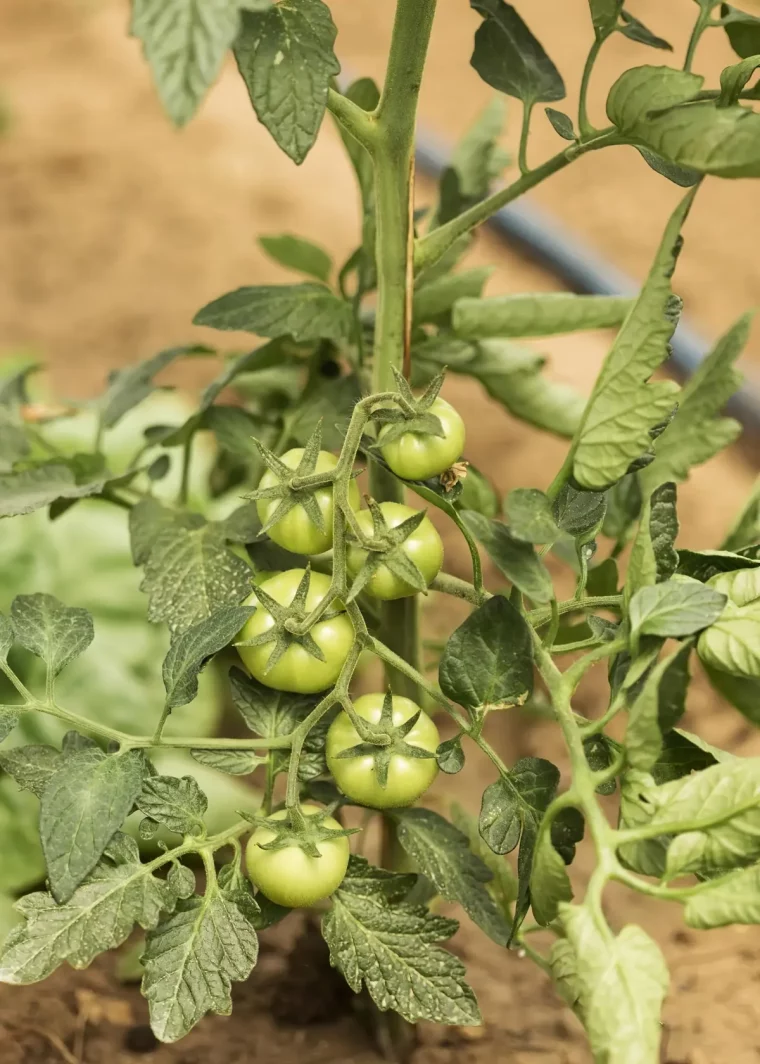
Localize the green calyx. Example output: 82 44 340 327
244 804 358 859
346 498 431 600
235 567 340 673
335 690 436 788
246 422 337 536
369 367 447 445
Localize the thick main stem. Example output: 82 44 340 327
370 0 437 712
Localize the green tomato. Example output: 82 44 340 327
346 502 444 600
380 397 465 481
245 803 349 907
326 693 439 809
237 569 354 693
256 449 360 555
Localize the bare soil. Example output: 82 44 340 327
1 1 760 1062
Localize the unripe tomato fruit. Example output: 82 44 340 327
380 397 465 481
256 449 361 556
346 502 444 600
245 804 350 907
326 693 440 809
237 569 354 693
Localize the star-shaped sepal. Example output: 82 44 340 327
239 803 358 859
334 690 436 789
234 567 340 675
346 499 431 602
368 367 447 446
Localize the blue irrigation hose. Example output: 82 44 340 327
414 135 760 432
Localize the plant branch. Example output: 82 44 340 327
414 128 621 272
326 87 378 153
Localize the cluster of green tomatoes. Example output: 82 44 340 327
238 397 465 908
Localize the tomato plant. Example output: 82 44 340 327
2 0 760 1058
326 692 439 808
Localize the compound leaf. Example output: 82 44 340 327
11 594 93 679
553 905 668 1063
162 605 253 709
194 283 353 342
439 596 533 711
394 808 510 945
40 749 146 903
142 880 259 1042
321 855 480 1026
0 842 181 984
453 293 632 339
572 189 695 489
234 0 339 164
469 0 565 105
131 0 240 126
461 510 553 602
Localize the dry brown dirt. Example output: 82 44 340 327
1 1 760 1062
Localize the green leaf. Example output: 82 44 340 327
607 65 703 134
0 614 13 664
721 3 760 59
228 666 318 737
11 594 93 678
552 906 668 1063
647 758 760 877
505 488 559 543
530 826 573 926
626 643 691 771
0 840 181 983
640 315 748 493
40 749 146 902
723 477 760 551
193 283 352 342
453 293 632 340
162 605 253 709
130 0 240 126
100 345 211 429
479 758 559 936
321 855 481 1026
677 547 760 582
128 498 203 566
602 473 642 542
137 775 208 835
394 808 510 945
142 880 259 1042
588 0 623 38
450 97 508 201
630 578 726 640
719 54 760 106
140 522 253 634
545 107 575 140
637 147 701 187
413 268 493 324
450 802 517 912
627 482 679 599
573 189 694 489
608 65 760 178
618 11 672 50
461 510 553 602
0 461 107 518
479 758 559 855
436 737 465 774
258 234 332 283
465 339 586 438
0 745 61 798
684 864 760 928
552 483 606 541
469 0 565 105
704 664 760 726
697 601 760 679
190 748 266 775
233 0 339 165
439 596 533 711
